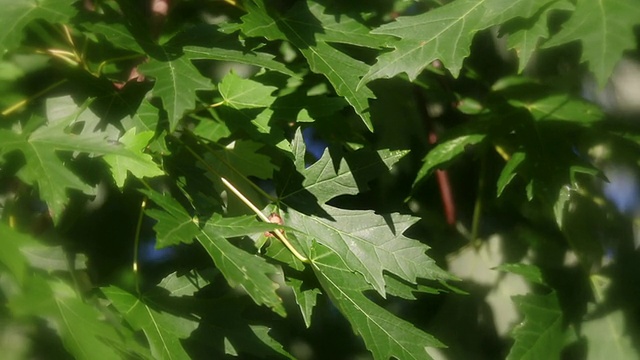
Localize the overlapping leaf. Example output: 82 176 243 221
503 0 574 72
142 189 285 316
102 286 196 360
2 227 148 360
239 0 390 131
508 293 564 360
310 242 444 360
0 96 163 222
285 204 452 296
543 0 640 87
115 23 296 132
271 129 452 357
280 129 409 205
499 264 564 360
279 130 451 295
103 129 164 187
360 0 557 85
0 0 77 54
140 54 212 132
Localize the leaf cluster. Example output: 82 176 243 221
1 0 640 359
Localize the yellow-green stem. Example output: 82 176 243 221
133 198 147 295
220 177 308 263
2 79 68 116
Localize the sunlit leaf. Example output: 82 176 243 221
310 242 444 360
103 129 164 187
543 0 640 87
218 72 277 110
239 0 387 131
361 0 556 84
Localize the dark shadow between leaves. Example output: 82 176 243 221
267 1 323 50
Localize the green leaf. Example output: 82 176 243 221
197 225 285 316
78 3 145 53
582 275 638 360
280 128 409 205
121 100 170 155
543 0 640 87
0 223 37 285
103 129 164 187
9 276 145 360
139 54 212 132
507 292 564 360
194 297 294 359
205 140 278 181
496 263 545 285
192 115 232 143
102 286 197 360
142 189 285 316
414 134 486 186
179 26 298 79
0 0 77 54
503 1 575 72
383 274 442 300
202 213 279 238
0 96 156 222
361 0 556 85
501 89 604 123
287 276 321 328
286 205 452 296
497 151 526 197
219 72 277 109
553 185 572 228
310 242 444 360
240 0 383 131
21 244 87 272
157 272 206 297
200 139 280 211
142 189 200 247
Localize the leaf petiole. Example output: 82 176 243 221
220 177 309 263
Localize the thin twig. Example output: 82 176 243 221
133 198 147 295
220 177 308 263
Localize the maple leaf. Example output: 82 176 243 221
239 0 393 131
279 129 409 205
310 242 444 360
3 226 151 359
360 0 556 86
139 53 212 133
218 72 277 110
285 205 452 296
543 0 640 87
142 189 285 316
0 0 77 54
100 1 296 133
269 129 453 357
277 130 452 295
0 96 163 222
102 286 197 360
103 129 164 187
502 1 575 73
498 264 564 360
